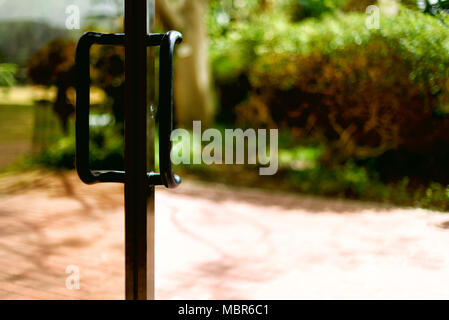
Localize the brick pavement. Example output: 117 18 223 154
1 171 449 299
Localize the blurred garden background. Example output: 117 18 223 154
1 0 448 210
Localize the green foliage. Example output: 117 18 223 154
248 8 449 92
33 123 123 170
212 7 449 164
21 1 449 213
287 162 373 197
279 145 323 169
205 4 449 211
285 163 449 211
285 0 348 20
33 134 76 169
0 64 17 87
421 0 449 26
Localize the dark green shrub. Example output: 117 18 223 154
213 8 449 167
286 0 348 20
0 64 17 87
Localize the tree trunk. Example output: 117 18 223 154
157 0 215 127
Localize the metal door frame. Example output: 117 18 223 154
124 0 152 300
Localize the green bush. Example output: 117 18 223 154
33 124 124 170
284 163 449 211
287 162 374 197
212 7 449 165
0 64 17 87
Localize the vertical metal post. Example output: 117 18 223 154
146 0 156 300
124 0 152 300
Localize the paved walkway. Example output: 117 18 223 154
1 171 449 299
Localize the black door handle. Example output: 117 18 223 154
158 31 182 188
75 31 182 188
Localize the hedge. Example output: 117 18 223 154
211 7 449 167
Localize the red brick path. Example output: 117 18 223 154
1 172 449 299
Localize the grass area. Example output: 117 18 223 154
0 86 41 169
0 104 34 169
0 105 33 143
